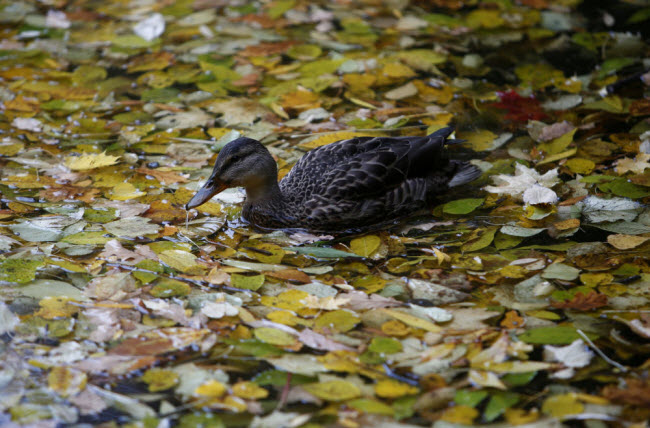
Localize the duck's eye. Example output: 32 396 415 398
231 155 240 162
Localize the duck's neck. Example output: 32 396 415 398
244 179 283 207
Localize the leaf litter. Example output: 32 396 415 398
1 0 650 427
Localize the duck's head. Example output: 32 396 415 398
185 137 278 209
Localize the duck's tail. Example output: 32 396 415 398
448 161 482 187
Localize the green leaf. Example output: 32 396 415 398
230 274 265 291
588 221 650 235
224 339 285 357
484 392 520 422
0 258 44 284
252 370 315 387
150 278 191 298
462 227 497 252
368 337 403 354
519 326 598 345
502 372 537 387
348 398 394 415
442 198 485 215
599 179 650 199
285 246 361 258
542 263 580 281
455 389 488 407
61 231 113 245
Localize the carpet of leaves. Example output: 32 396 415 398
1 0 650 427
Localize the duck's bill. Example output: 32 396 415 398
185 180 227 209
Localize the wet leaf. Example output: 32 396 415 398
303 380 361 401
442 198 484 214
231 274 265 291
350 235 381 257
519 326 597 345
65 152 120 171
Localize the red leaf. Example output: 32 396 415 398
490 89 548 123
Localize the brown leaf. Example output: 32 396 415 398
297 328 355 352
264 269 311 284
603 379 650 406
39 185 100 203
144 200 187 224
500 310 525 329
136 167 188 185
109 328 210 356
342 291 402 310
238 41 297 57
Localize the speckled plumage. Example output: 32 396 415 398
186 127 481 232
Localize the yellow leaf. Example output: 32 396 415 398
374 379 418 398
66 152 120 171
260 289 309 311
314 309 360 333
461 227 498 252
412 80 454 104
141 368 179 392
565 158 595 175
35 297 80 319
222 395 248 412
267 310 303 327
232 381 269 399
48 367 87 397
319 350 361 373
607 234 649 250
574 393 610 405
505 408 540 425
381 320 411 336
440 405 479 424
381 309 442 333
580 273 613 287
109 182 146 200
458 129 497 151
381 62 416 79
430 247 450 265
241 241 285 264
525 310 562 320
303 380 361 401
468 370 506 389
231 273 266 291
475 361 553 373
537 148 577 165
254 327 297 346
194 380 227 397
539 129 576 155
542 393 584 418
159 249 205 274
300 131 377 150
500 265 528 279
350 235 381 257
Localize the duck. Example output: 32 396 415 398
185 127 481 232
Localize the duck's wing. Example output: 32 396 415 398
281 127 456 202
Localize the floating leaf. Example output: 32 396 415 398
231 274 265 291
607 234 649 250
254 328 298 347
48 367 87 397
519 326 597 345
141 368 179 392
303 380 361 401
0 258 44 284
443 198 484 215
65 152 120 171
374 379 418 398
350 235 381 257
